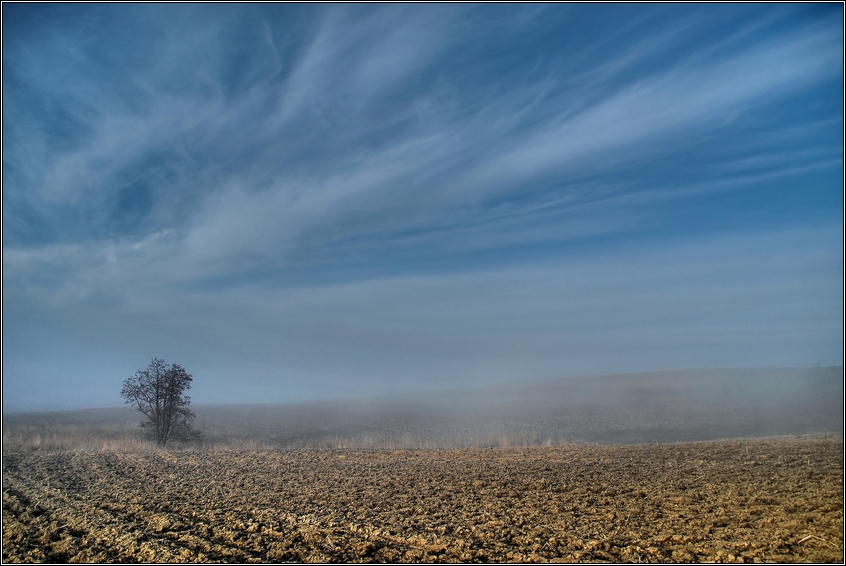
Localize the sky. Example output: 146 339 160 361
3 3 843 412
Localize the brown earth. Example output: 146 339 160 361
2 436 842 563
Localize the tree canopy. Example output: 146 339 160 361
121 358 201 446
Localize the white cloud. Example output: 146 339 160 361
272 7 455 125
446 22 842 205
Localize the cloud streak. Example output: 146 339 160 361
3 4 842 411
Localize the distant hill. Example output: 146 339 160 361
4 367 842 450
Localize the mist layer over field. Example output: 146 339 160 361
4 367 841 451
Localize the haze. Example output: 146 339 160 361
3 4 843 412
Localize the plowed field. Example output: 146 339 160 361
3 436 842 563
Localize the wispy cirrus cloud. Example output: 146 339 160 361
3 4 842 410
156 16 839 282
5 6 840 264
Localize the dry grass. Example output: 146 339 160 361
5 367 842 452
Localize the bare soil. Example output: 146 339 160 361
2 436 842 563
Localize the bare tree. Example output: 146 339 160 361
121 358 201 446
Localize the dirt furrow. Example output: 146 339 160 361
3 436 842 563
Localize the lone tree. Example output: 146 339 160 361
121 358 201 446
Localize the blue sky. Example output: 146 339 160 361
3 4 843 412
